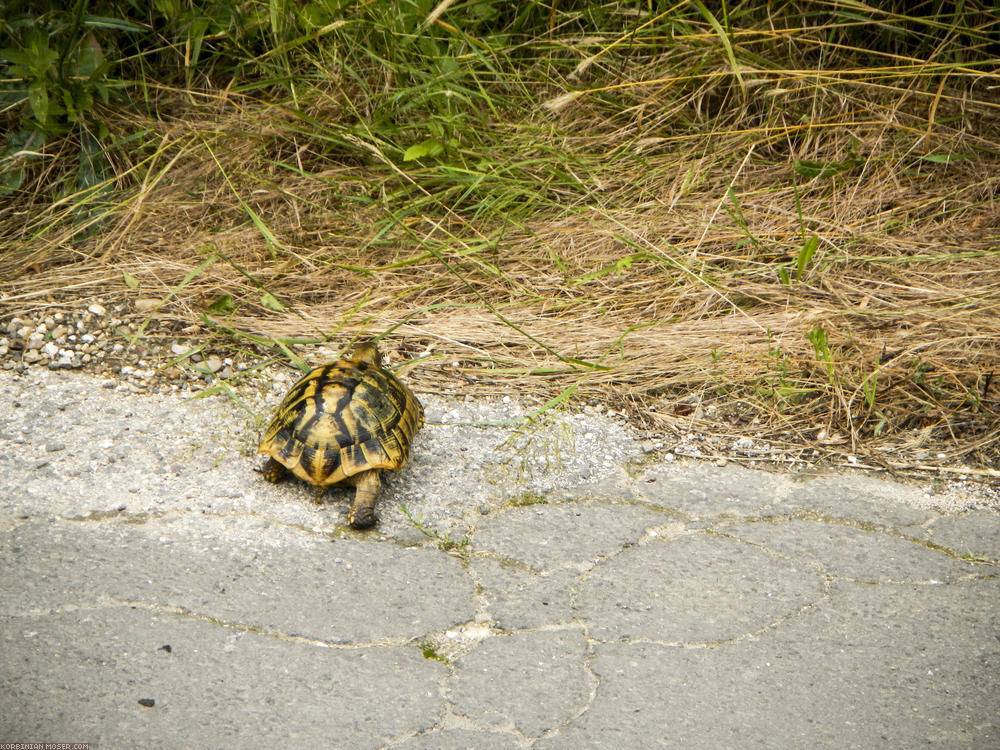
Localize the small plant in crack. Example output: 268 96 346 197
401 504 470 552
508 492 547 507
418 639 451 665
959 549 993 565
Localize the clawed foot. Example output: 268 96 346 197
348 505 377 529
261 458 287 484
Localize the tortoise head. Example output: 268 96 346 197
351 340 383 366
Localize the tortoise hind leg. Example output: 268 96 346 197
347 469 382 529
262 457 288 483
312 485 327 506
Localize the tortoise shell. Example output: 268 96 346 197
258 342 424 487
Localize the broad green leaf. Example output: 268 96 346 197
920 153 968 164
796 235 819 279
793 157 861 179
27 31 58 75
260 292 285 312
77 131 105 190
28 80 49 126
807 326 835 382
302 2 333 28
206 294 235 315
403 139 443 162
76 32 104 77
0 48 33 68
123 270 139 289
569 252 647 285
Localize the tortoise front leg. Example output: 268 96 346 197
347 469 382 529
262 458 288 483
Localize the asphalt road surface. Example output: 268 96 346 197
1 368 998 749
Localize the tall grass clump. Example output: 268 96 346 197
1 1 999 468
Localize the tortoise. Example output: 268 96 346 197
258 340 423 528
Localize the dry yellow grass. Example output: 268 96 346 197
2 6 999 470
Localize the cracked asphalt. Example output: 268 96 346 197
1 368 998 749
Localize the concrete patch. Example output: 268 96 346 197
920 510 1000 563
723 519 976 582
636 462 791 518
0 517 476 643
395 728 522 750
470 556 577 631
575 532 824 643
0 607 446 748
448 629 591 737
470 502 665 572
538 580 1000 749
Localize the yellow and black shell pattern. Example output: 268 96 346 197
258 351 424 486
